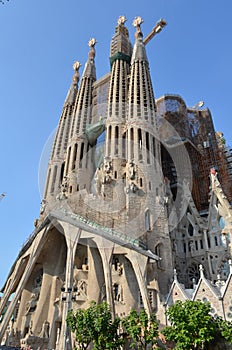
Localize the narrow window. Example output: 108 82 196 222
146 132 150 164
60 162 65 183
122 132 126 158
108 126 112 155
152 137 156 160
130 128 134 159
138 128 142 161
80 142 84 168
72 143 78 170
66 146 71 174
51 165 57 193
145 210 151 231
115 126 119 156
215 236 218 246
44 168 51 198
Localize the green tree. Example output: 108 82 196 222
67 301 123 350
161 300 217 350
215 317 232 344
122 309 159 349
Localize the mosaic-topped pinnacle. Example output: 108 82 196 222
118 15 127 26
88 38 97 48
73 61 81 71
133 16 144 38
133 16 143 27
71 61 81 84
88 38 97 61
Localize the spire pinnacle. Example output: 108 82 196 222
117 15 127 26
64 61 81 106
88 38 97 61
133 16 144 39
72 61 81 85
131 16 148 64
82 38 97 79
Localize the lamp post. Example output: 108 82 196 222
60 285 77 350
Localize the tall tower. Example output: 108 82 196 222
43 62 81 203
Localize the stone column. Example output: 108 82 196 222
58 222 81 350
97 240 115 319
127 251 151 315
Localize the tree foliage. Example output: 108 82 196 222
122 309 159 350
215 317 232 344
161 300 217 350
67 301 123 350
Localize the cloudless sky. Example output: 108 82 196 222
0 0 232 288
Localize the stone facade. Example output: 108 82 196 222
0 16 232 350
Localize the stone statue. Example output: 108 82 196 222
40 199 46 214
40 321 49 338
101 283 106 301
127 160 136 180
57 175 69 200
95 157 113 194
25 289 39 314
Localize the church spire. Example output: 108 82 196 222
42 61 81 202
70 38 97 138
82 38 97 79
63 39 97 195
64 61 81 106
131 16 148 64
109 15 132 68
128 17 156 123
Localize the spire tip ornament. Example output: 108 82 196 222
88 38 97 48
118 15 127 26
132 16 144 38
73 61 81 71
88 38 97 61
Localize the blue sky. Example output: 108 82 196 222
0 0 231 288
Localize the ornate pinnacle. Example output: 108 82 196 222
133 16 143 27
133 16 144 38
72 61 81 84
88 38 97 61
88 38 97 48
73 61 81 71
118 15 127 26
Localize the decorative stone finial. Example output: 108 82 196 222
88 38 97 48
73 61 81 71
173 268 177 281
133 16 143 27
72 61 81 84
133 16 144 38
118 15 127 26
88 38 97 61
199 264 204 278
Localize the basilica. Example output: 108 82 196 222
0 16 232 350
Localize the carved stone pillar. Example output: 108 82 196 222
58 222 81 350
